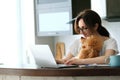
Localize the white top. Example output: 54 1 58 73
68 37 119 56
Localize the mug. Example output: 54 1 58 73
106 55 120 67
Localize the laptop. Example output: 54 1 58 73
30 45 78 68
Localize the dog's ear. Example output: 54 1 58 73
80 37 86 43
81 37 85 39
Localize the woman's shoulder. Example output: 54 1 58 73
104 37 117 46
104 37 119 53
104 37 116 43
74 38 81 43
69 38 81 48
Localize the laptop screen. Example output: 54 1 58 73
30 45 58 68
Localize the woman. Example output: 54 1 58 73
57 9 119 65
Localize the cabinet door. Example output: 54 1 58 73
72 0 91 34
34 0 73 36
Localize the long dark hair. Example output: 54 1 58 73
74 9 110 37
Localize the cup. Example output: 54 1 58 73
106 55 120 67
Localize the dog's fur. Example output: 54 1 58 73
77 35 103 59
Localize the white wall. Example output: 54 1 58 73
102 20 120 51
35 36 55 53
91 0 106 18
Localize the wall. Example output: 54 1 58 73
35 36 55 53
102 20 120 51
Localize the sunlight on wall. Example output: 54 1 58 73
91 0 106 18
0 0 35 67
20 0 35 66
0 0 21 67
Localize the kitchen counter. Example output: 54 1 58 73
0 66 120 76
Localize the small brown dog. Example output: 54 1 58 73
77 35 103 59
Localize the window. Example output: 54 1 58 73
0 0 35 67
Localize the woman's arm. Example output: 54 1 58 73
65 37 118 65
65 49 116 65
56 53 74 64
56 39 81 64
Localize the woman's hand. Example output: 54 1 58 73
56 59 64 64
56 53 74 64
65 57 82 65
56 58 69 64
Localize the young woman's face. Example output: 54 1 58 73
78 19 92 37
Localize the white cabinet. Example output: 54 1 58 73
0 75 19 80
34 0 72 36
0 75 120 80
